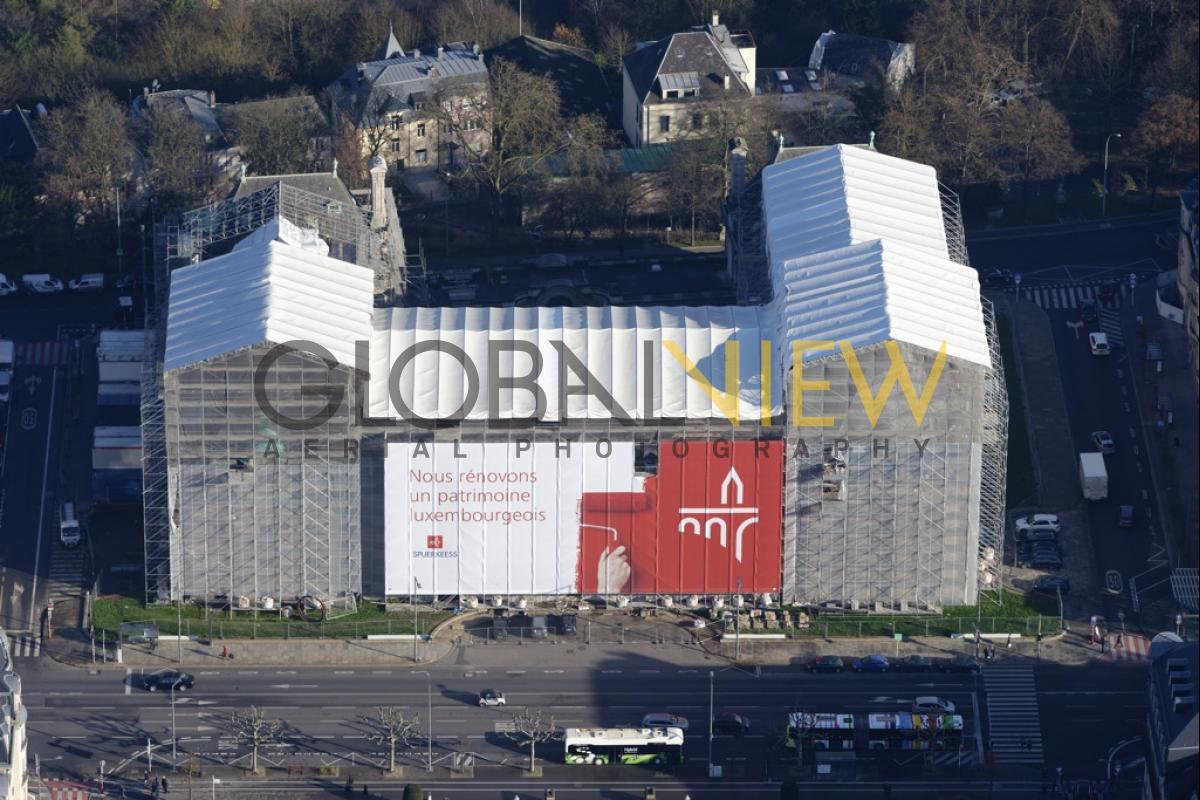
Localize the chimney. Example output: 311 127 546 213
712 10 719 26
473 43 481 57
723 74 730 91
437 46 444 59
143 87 149 98
413 48 421 59
356 62 366 81
368 155 389 231
729 137 748 199
207 89 216 108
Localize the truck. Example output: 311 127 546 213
1080 452 1108 500
0 339 14 404
60 501 81 547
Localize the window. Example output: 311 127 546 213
659 115 670 133
390 138 401 153
415 149 428 164
416 122 426 138
692 113 704 130
464 118 480 131
389 115 401 131
664 89 678 99
682 88 698 98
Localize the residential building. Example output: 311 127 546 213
215 94 328 171
327 29 489 174
130 88 238 193
1178 181 1199 386
487 35 612 121
808 30 915 93
1144 642 1199 800
0 632 29 800
621 12 755 147
0 106 40 163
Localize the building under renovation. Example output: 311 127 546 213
144 144 1005 613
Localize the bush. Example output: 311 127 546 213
403 784 423 800
780 780 800 800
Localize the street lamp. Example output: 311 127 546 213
707 671 714 775
170 682 178 765
1102 133 1122 217
413 578 422 663
211 776 220 800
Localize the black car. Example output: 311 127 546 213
805 655 844 673
938 654 980 673
559 614 577 636
1098 281 1117 302
713 712 750 736
1080 299 1099 323
982 269 1011 287
144 670 194 692
894 654 933 672
1032 575 1071 595
491 617 509 640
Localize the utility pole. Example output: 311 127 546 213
707 671 715 775
171 682 178 765
177 602 183 664
1102 133 1121 217
414 670 433 771
413 578 421 663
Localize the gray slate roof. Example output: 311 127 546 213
486 36 611 118
624 30 749 106
812 32 907 79
233 171 356 209
135 90 227 150
331 41 488 122
0 106 39 162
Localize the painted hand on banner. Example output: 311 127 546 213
596 545 631 594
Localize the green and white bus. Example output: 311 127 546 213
563 726 685 765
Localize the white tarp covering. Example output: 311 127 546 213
97 330 146 362
762 144 949 264
369 305 778 422
773 239 991 367
165 223 374 372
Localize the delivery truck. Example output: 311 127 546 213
1079 452 1108 500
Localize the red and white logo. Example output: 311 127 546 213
677 467 758 563
426 534 444 549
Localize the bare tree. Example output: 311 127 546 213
229 706 284 774
663 141 725 245
1000 96 1084 219
137 107 212 213
434 0 519 50
362 707 422 773
42 89 132 225
503 707 556 772
223 96 327 175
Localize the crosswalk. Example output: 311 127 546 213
13 340 72 366
1102 633 1152 663
983 661 1044 765
6 632 42 658
1019 281 1129 310
1097 307 1125 346
47 542 86 605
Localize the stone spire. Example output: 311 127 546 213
375 24 404 61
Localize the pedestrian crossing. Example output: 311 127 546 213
47 543 86 605
6 632 42 658
14 340 72 366
983 661 1044 765
1102 633 1151 663
1019 281 1130 310
40 779 93 800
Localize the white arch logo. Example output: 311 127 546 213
676 467 758 562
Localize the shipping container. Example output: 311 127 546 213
99 362 143 382
96 330 145 362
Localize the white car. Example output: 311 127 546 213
478 690 506 707
1089 332 1110 355
912 696 955 715
642 713 689 731
1015 514 1061 533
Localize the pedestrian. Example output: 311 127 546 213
344 776 354 794
1115 633 1122 649
362 785 368 796
221 645 228 659
1100 635 1107 654
1006 633 1012 649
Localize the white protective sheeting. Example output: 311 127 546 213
165 222 374 372
369 305 778 422
773 239 991 368
762 144 949 264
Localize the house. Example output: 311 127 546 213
327 27 489 174
808 30 915 93
0 105 40 163
130 88 239 191
0 634 29 800
1176 180 1198 387
215 94 329 170
1144 642 1199 800
487 35 612 121
621 11 755 147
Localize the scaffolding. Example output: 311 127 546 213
142 176 404 608
978 297 1009 603
940 184 970 267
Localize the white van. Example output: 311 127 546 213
60 502 81 547
22 273 64 293
0 273 17 296
1089 332 1110 356
913 696 955 714
68 273 105 291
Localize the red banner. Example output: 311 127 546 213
578 440 782 594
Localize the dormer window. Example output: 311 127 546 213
659 71 700 100
389 115 401 131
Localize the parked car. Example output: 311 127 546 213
1025 552 1064 570
713 712 750 736
1098 281 1117 302
851 654 891 673
643 713 688 731
143 670 194 692
1018 541 1061 560
894 655 933 672
68 273 105 291
1092 430 1116 454
1015 527 1058 543
1080 299 1099 323
1119 504 1135 527
1032 575 1071 595
529 252 570 269
1089 332 1111 355
1015 514 1060 533
983 269 1011 287
559 614 577 636
530 615 549 638
0 273 17 296
913 696 956 714
491 617 509 640
478 690 506 707
22 273 64 293
805 655 845 673
938 654 980 673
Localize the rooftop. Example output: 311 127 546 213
332 39 488 120
487 35 611 118
624 27 752 105
0 105 39 162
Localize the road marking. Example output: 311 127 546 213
543 669 564 674
28 367 59 629
199 671 219 676
371 670 392 675
275 670 296 675
1129 427 1137 437
1142 489 1149 500
1121 386 1127 396
1137 464 1144 473
638 669 660 674
342 735 365 739
1124 402 1131 411
125 668 132 695
237 670 258 675
1117 368 1124 379
334 670 354 675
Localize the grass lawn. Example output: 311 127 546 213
995 312 1038 507
92 595 451 640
